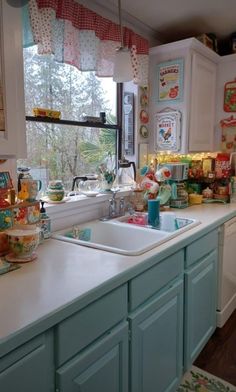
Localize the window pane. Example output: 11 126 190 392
18 46 118 193
23 46 117 122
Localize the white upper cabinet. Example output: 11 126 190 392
188 52 216 151
0 1 26 158
149 38 218 154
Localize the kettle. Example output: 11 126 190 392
117 158 136 187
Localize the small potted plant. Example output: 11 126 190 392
98 163 116 191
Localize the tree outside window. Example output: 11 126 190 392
18 46 117 192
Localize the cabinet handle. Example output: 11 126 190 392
128 329 132 341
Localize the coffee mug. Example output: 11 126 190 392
19 178 42 202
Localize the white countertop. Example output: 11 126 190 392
1 203 236 352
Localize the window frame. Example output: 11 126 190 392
25 83 123 162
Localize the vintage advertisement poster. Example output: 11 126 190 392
157 59 184 103
155 110 181 151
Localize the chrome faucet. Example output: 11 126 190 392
108 190 118 217
100 191 126 220
119 197 125 215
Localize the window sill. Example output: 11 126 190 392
45 189 132 232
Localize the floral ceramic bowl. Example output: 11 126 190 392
46 188 65 201
47 180 65 201
6 227 40 259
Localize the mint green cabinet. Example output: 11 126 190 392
56 322 128 392
129 280 184 392
184 247 218 370
0 331 54 392
55 285 128 392
0 228 220 392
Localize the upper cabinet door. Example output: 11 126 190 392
188 52 217 152
0 1 26 158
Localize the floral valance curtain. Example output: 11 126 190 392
27 0 149 85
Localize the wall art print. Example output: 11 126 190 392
155 109 181 152
157 59 184 103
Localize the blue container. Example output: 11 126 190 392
148 199 160 227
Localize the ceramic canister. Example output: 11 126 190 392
6 227 40 259
47 180 65 201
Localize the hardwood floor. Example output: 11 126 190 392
194 310 236 386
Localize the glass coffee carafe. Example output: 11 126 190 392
117 158 136 187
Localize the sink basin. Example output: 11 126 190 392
111 213 200 234
52 215 201 256
53 220 171 256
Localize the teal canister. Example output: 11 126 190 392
39 201 51 241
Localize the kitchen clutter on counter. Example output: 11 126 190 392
0 169 45 267
129 152 236 214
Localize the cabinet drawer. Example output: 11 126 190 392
185 230 218 268
56 284 127 366
129 250 184 311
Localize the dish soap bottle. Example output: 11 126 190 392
40 201 51 241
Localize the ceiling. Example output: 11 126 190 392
102 0 236 44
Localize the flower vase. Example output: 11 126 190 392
103 180 113 192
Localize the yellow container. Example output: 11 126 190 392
33 108 61 119
189 193 203 205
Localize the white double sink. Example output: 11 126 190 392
53 214 201 256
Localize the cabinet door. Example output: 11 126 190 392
56 322 128 392
188 52 216 151
0 331 54 392
184 250 217 370
130 280 183 392
0 1 26 157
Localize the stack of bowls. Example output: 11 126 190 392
47 180 65 202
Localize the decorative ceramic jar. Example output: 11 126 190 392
47 180 65 201
6 227 40 259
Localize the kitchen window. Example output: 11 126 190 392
18 45 121 193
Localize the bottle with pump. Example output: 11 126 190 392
40 201 51 241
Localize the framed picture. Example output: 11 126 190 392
154 109 181 152
157 59 184 103
139 125 149 138
123 92 134 155
138 143 148 168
